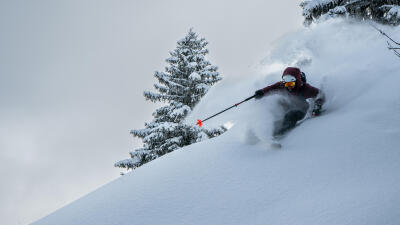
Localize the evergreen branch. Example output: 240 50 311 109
387 41 400 58
370 23 400 59
371 23 400 45
155 71 185 89
393 49 400 57
154 84 168 93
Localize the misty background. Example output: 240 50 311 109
0 0 302 224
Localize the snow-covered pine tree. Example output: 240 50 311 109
300 0 400 26
115 28 225 170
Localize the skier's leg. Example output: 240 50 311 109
273 110 306 136
285 110 306 123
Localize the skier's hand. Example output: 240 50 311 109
312 105 322 117
311 97 324 117
255 90 264 99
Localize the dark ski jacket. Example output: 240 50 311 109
258 67 324 112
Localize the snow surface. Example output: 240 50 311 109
32 19 400 225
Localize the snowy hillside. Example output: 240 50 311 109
32 19 400 225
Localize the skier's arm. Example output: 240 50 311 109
255 82 283 99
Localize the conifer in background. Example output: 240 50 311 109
115 29 225 170
300 0 400 26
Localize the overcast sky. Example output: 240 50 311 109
0 1 302 224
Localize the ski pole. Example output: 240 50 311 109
196 94 256 127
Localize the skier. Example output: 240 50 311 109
254 67 324 137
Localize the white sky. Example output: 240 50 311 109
0 1 302 224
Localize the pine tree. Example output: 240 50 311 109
115 29 225 170
300 0 400 26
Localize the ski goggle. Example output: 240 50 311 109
282 75 296 87
282 75 296 82
284 81 296 87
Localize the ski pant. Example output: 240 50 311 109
273 110 306 137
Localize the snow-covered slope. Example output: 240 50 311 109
32 20 400 225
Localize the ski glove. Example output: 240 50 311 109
312 99 323 117
255 89 264 99
312 108 321 117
